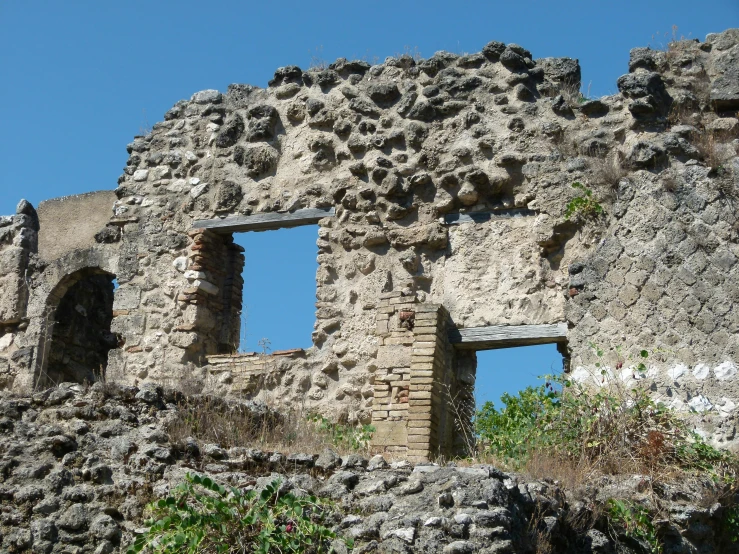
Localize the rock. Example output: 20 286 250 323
538 57 581 87
315 448 342 471
711 68 739 111
215 114 245 148
202 443 227 459
286 452 316 466
191 89 222 104
31 518 58 542
367 454 388 471
367 82 401 105
58 503 88 531
342 454 368 469
443 540 474 553
90 513 121 541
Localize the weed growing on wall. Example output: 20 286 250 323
564 182 604 221
607 499 662 554
128 474 349 553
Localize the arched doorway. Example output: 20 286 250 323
39 268 118 387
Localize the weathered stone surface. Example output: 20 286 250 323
1 28 739 460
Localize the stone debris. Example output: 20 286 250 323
0 383 730 552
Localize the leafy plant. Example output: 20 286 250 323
564 182 604 221
607 499 661 554
308 414 375 451
475 384 559 465
127 474 350 554
474 354 738 478
725 505 739 543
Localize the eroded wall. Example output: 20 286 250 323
1 29 738 454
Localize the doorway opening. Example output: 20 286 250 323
44 269 118 386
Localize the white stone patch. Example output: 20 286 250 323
193 280 218 295
693 363 710 379
666 364 687 381
0 334 14 351
717 397 736 418
189 178 200 186
190 183 209 199
688 394 713 413
570 366 590 383
391 528 415 544
184 270 206 280
166 179 189 194
206 122 220 133
172 257 187 273
133 169 149 182
185 151 198 162
714 361 737 381
667 397 687 411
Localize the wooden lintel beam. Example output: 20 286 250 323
193 207 335 233
449 323 568 350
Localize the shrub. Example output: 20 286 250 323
475 370 738 479
127 474 350 554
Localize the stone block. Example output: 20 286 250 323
372 421 407 446
376 344 411 369
113 286 141 311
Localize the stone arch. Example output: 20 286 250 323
32 253 120 388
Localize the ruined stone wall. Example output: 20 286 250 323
0 201 38 389
1 29 738 454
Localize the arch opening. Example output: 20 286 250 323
40 268 118 386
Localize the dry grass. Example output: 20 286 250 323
165 394 372 457
693 128 739 172
592 153 627 193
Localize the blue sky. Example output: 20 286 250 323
1 0 736 407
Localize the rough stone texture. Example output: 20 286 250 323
0 384 734 554
0 30 739 453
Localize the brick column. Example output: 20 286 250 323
371 292 415 456
370 296 452 462
407 304 450 462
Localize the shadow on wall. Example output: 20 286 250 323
41 270 118 387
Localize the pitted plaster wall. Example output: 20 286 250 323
1 29 739 454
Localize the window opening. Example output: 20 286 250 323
233 225 318 353
474 343 564 410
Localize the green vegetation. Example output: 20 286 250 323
564 182 604 221
607 499 661 554
128 475 349 554
308 414 375 451
474 365 736 480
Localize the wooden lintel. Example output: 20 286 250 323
193 207 335 233
449 323 567 350
443 208 537 226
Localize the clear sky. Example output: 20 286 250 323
1 0 736 407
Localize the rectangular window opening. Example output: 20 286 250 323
474 344 565 411
231 225 319 355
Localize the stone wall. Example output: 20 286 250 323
0 29 738 454
0 383 735 553
0 201 38 389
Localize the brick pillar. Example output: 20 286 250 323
371 292 415 456
407 304 450 462
370 295 452 462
